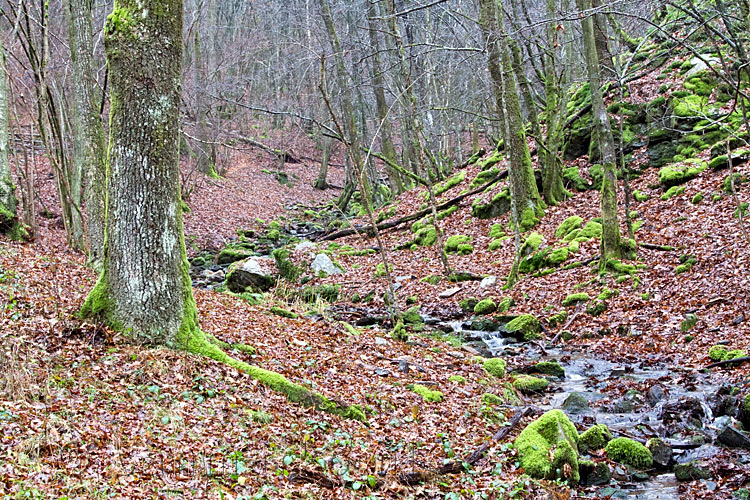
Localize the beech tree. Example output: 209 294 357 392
577 0 622 268
0 36 22 239
66 0 107 265
80 0 359 419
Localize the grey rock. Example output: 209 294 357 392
438 287 461 298
714 416 750 449
562 392 590 415
685 55 721 78
647 438 673 468
674 461 712 481
226 257 278 293
580 461 610 486
646 384 668 406
310 253 344 275
480 275 497 288
294 240 316 251
374 336 388 346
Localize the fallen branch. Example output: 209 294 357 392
398 406 536 484
232 134 300 163
639 242 676 251
318 170 508 241
706 357 750 369
550 309 581 345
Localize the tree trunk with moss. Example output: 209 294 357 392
80 0 361 420
478 0 543 231
80 0 197 345
577 0 621 267
0 37 21 237
66 0 107 265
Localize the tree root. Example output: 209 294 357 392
187 330 367 421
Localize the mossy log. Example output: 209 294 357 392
319 169 508 241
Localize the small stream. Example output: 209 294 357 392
447 320 750 498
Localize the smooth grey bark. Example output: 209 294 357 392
81 0 198 345
577 0 621 268
0 36 19 233
66 0 107 264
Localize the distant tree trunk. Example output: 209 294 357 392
591 0 614 78
80 0 198 345
478 0 544 231
317 0 369 212
541 0 570 205
0 37 21 237
577 0 621 268
66 0 107 265
314 132 332 190
367 0 402 194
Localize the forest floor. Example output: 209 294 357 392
2 108 750 499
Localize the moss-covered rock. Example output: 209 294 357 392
576 221 602 241
513 410 580 482
579 424 612 454
471 188 511 219
469 167 501 189
548 310 568 328
521 232 544 256
534 361 565 378
562 293 590 307
563 166 592 191
658 162 706 188
489 223 506 239
660 185 686 200
474 298 497 315
445 234 473 255
217 246 254 265
709 345 728 361
674 461 712 481
555 216 584 239
401 306 424 325
448 375 466 384
605 437 653 469
409 384 443 403
547 248 570 266
413 225 438 247
481 392 503 405
434 170 466 196
459 297 478 313
513 374 549 394
484 357 507 378
505 314 542 341
675 254 696 274
270 306 298 319
497 296 514 313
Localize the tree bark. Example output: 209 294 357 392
0 37 20 236
66 0 107 265
478 0 544 232
577 0 621 268
80 0 197 345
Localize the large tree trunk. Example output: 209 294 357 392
66 0 107 265
81 0 197 345
0 37 21 237
577 0 621 268
478 0 544 231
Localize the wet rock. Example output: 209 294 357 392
438 286 461 298
674 461 712 481
562 392 591 415
611 390 645 413
479 275 497 288
646 384 668 406
714 416 750 449
657 397 706 432
226 257 278 293
647 438 673 468
579 461 610 486
311 253 345 275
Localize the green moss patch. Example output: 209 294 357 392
505 314 542 341
658 162 706 188
605 437 653 469
563 293 590 307
579 424 612 454
555 216 584 239
513 374 549 394
513 410 580 482
474 298 497 315
483 357 507 378
409 384 444 403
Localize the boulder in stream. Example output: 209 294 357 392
714 416 750 449
562 392 591 415
674 461 712 481
514 410 580 482
647 438 673 468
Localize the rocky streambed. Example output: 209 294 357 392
451 318 750 498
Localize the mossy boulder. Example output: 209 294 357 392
520 232 544 256
658 162 705 188
483 357 507 378
445 234 473 255
534 361 565 378
555 216 584 239
579 424 612 454
505 314 542 341
513 410 580 482
481 393 503 405
471 188 511 219
474 298 497 315
513 374 549 394
217 246 254 265
563 166 592 191
413 225 438 247
661 185 686 200
401 306 424 325
497 296 514 313
547 248 570 266
605 437 653 469
489 223 506 239
562 293 590 307
434 170 466 196
409 384 443 403
459 297 479 313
